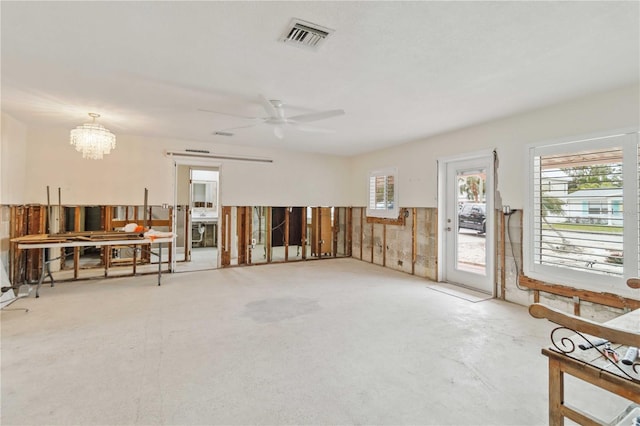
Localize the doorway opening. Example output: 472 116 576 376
174 164 220 273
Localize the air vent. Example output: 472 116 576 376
213 131 233 137
281 19 333 50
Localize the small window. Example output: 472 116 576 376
367 168 398 219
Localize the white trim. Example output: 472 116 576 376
366 167 399 219
171 156 223 270
436 149 496 165
437 151 495 294
165 150 272 164
523 131 639 298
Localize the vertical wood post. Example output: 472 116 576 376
346 207 353 257
382 224 387 267
246 206 251 263
331 207 340 257
301 207 307 259
220 206 231 266
284 207 290 261
359 208 363 260
412 208 417 275
370 221 374 263
266 207 272 263
500 211 506 300
74 206 81 279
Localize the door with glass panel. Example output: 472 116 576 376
442 154 494 294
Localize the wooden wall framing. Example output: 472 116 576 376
351 207 438 281
520 275 640 312
9 204 173 285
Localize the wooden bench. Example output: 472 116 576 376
529 278 639 425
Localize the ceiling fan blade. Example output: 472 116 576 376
288 109 345 123
291 123 336 134
213 124 258 135
259 94 282 119
197 108 259 120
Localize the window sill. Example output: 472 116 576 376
366 209 406 226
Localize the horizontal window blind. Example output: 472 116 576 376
533 146 624 277
367 168 398 219
369 174 394 210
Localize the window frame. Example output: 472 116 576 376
366 167 399 219
524 131 639 298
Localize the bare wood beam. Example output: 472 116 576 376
521 275 640 310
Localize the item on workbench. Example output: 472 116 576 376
603 343 620 363
621 346 638 366
123 223 147 233
578 337 609 350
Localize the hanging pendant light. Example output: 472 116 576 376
69 113 116 160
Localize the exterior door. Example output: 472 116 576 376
440 153 494 294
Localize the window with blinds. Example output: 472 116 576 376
367 168 398 218
526 132 639 296
533 146 624 277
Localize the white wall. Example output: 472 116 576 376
5 83 639 209
1 112 28 205
349 84 640 209
1 113 28 285
18 126 351 207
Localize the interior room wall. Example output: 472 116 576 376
349 84 640 209
16 127 352 207
347 84 639 315
1 112 28 205
1 113 29 281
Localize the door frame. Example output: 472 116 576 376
171 157 222 272
437 149 495 294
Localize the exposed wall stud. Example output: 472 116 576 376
412 208 417 275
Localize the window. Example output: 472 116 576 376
367 168 398 219
525 132 639 296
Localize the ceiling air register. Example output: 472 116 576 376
281 19 333 50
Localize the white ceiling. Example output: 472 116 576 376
2 1 638 156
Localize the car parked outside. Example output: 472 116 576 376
458 203 486 233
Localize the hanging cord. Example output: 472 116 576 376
506 210 530 292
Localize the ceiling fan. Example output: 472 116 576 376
200 95 345 139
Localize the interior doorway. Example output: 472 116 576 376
439 152 494 294
173 162 220 273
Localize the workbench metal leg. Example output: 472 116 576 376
36 248 55 298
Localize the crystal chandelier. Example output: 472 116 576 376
69 113 116 160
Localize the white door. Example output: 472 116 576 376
440 153 494 294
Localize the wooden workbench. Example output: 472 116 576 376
16 235 174 297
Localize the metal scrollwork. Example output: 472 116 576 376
548 326 640 383
549 326 578 354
